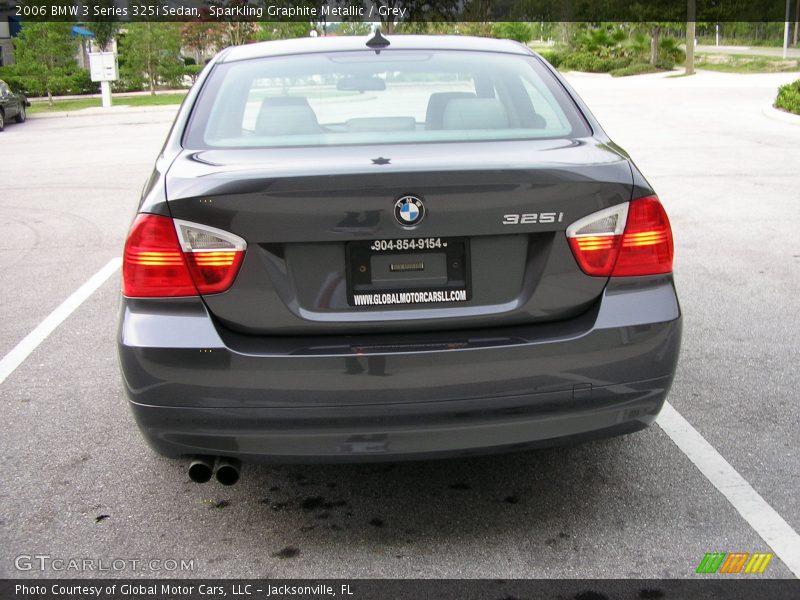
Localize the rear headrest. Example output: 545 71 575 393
255 96 321 136
425 92 476 130
441 98 509 130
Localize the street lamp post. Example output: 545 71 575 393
785 0 792 59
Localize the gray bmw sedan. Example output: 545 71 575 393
118 34 681 485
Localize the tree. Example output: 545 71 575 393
180 21 226 64
631 1 684 65
203 0 261 46
337 22 372 36
257 22 313 41
119 23 183 95
394 22 459 35
12 22 78 106
795 0 799 46
84 0 120 51
353 0 459 34
219 20 260 47
686 0 696 75
493 22 534 44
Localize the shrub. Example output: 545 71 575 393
183 64 203 84
559 51 631 73
65 69 97 95
657 38 686 70
112 73 145 93
537 50 564 68
610 63 660 77
0 66 39 95
655 56 676 70
0 64 96 96
775 79 800 115
492 22 534 44
576 26 628 58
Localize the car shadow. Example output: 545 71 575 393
192 432 653 563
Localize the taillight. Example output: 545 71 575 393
566 196 673 277
122 214 246 297
173 219 247 294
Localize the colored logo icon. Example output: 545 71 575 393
394 196 425 227
696 552 773 574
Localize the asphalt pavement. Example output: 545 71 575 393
0 69 798 579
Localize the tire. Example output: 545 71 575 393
15 105 25 123
0 110 5 132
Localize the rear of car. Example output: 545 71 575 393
117 36 681 471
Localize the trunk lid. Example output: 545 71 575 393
165 139 632 334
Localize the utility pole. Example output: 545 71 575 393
784 0 791 58
794 0 799 46
686 0 695 75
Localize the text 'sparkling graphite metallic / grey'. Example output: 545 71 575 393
117 34 681 478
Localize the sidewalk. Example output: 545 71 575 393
27 89 188 103
695 44 800 58
28 103 182 120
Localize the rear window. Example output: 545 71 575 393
184 49 591 149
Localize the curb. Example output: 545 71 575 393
762 103 800 125
28 105 181 120
28 90 188 103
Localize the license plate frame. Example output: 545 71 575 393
345 237 471 307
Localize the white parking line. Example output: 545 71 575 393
0 257 122 386
1 254 798 578
658 401 800 577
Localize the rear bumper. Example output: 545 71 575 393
118 276 681 463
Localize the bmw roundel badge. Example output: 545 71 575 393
394 196 425 227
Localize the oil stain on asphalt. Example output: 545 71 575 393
271 546 300 559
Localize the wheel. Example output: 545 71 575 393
0 110 5 131
15 105 25 123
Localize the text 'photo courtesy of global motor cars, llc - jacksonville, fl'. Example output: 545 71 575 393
117 32 681 486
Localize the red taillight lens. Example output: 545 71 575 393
566 196 674 277
612 197 673 276
122 214 246 297
123 214 198 297
184 251 244 294
569 234 622 276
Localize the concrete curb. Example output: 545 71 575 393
28 89 188 103
28 104 181 120
762 103 800 125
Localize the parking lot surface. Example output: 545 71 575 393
1 70 798 579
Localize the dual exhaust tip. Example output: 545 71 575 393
188 456 241 486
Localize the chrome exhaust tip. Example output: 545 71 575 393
188 455 215 483
215 456 241 486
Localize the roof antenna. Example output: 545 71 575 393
366 28 390 52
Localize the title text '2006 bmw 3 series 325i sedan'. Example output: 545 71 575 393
117 33 681 485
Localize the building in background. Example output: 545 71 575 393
0 5 95 69
0 6 21 66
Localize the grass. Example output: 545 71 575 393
28 98 100 113
28 92 186 114
694 53 800 73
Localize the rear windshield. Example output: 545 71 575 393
184 49 591 149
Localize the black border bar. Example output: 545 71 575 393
3 579 800 600
5 1 799 23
